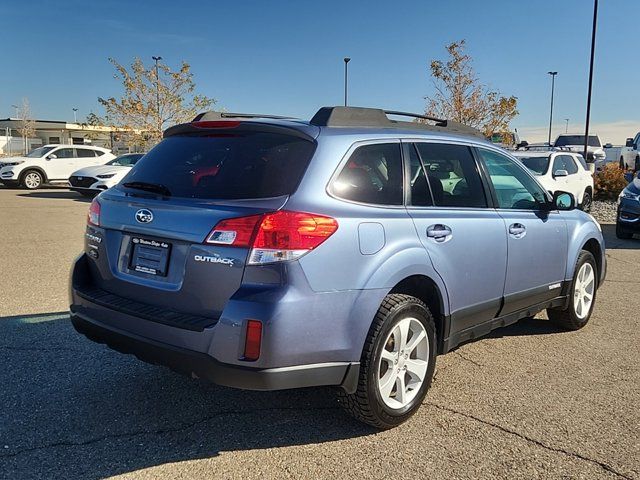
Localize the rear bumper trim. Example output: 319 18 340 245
70 312 358 391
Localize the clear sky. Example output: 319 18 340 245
2 0 639 143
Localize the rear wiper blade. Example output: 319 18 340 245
122 181 172 197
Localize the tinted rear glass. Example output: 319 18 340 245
519 156 550 175
555 135 600 147
121 133 315 199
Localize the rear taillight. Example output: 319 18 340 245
88 198 101 226
204 210 338 265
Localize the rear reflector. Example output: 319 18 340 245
243 320 262 361
204 210 339 264
88 198 101 226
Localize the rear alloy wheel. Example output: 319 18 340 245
337 294 436 429
21 170 43 190
580 190 592 212
547 251 597 330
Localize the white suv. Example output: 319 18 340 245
513 150 594 211
0 144 115 190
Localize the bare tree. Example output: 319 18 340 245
424 40 518 139
17 98 36 154
98 57 216 147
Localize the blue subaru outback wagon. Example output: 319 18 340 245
70 107 606 428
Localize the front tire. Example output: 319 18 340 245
20 170 43 190
547 251 597 330
616 222 633 240
337 294 436 429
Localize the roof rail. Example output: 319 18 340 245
309 106 484 139
193 111 298 122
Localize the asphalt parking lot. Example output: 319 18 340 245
0 187 638 480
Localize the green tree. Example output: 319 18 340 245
424 40 518 139
98 57 216 146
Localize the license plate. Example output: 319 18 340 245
129 237 171 276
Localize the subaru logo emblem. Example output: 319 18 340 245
135 208 154 224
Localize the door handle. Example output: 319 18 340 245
509 223 526 239
426 224 452 243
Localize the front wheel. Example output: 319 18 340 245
337 294 436 429
21 170 44 190
547 251 597 330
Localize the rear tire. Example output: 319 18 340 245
20 170 43 190
337 294 436 429
580 190 592 212
547 251 597 330
616 222 633 240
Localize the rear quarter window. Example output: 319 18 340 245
121 132 316 199
330 143 403 206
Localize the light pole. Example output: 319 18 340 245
11 104 18 118
547 71 558 145
584 0 598 161
152 56 162 130
72 108 78 123
565 118 569 133
343 57 351 107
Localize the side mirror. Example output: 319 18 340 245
553 169 569 178
46 154 57 160
604 143 612 148
516 141 529 149
626 138 634 147
553 191 575 211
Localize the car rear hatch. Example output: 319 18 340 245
80 119 318 328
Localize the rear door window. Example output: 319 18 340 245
331 143 403 205
76 148 97 158
415 143 487 208
121 132 316 199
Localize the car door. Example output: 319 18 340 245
45 147 76 180
557 154 582 200
404 141 508 335
476 147 568 315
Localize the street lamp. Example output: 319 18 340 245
547 71 558 145
584 0 598 160
11 104 18 118
565 118 570 133
343 57 351 107
72 108 78 123
152 56 162 129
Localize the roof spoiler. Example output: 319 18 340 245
309 106 485 139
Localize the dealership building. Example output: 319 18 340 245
0 118 139 156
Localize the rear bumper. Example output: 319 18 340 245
70 311 359 392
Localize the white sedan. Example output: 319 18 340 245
68 153 144 196
513 150 594 212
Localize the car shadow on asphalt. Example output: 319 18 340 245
601 223 639 250
0 312 375 480
16 190 92 202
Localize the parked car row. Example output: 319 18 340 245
0 144 144 194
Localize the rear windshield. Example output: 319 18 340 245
120 133 315 199
555 135 600 147
518 156 550 175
